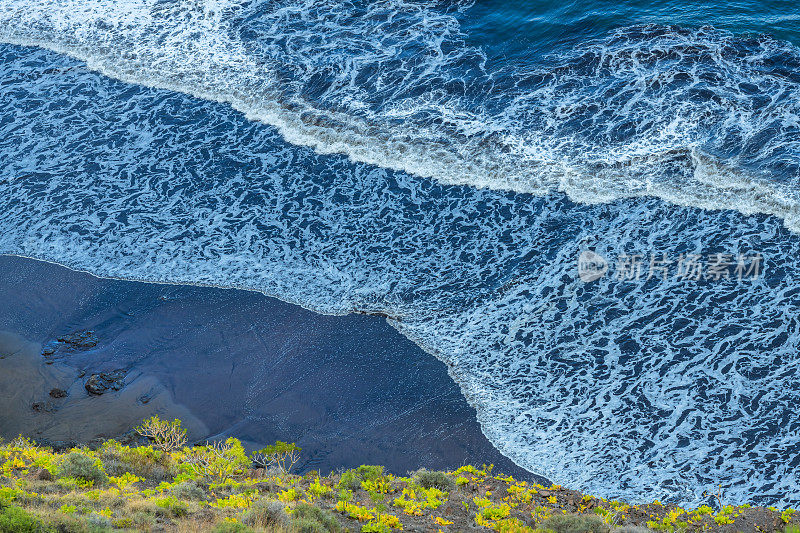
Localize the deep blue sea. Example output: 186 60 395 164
0 0 799 506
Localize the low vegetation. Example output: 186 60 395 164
0 423 797 532
134 417 187 453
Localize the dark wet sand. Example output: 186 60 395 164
0 254 540 481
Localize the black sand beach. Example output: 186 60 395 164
0 254 537 481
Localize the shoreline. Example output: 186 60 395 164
0 254 541 483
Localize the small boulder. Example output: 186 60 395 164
136 393 152 405
49 388 68 399
85 370 127 395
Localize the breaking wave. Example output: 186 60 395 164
0 0 799 229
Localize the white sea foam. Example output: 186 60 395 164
0 1 798 230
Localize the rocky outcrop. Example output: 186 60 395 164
57 331 98 349
41 330 99 360
85 370 127 395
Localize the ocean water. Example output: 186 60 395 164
0 0 798 506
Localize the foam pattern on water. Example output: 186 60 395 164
0 1 799 230
0 44 799 506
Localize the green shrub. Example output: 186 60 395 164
56 452 108 486
336 465 385 491
112 517 133 529
183 438 251 482
0 505 46 533
171 480 206 501
250 441 302 475
412 469 455 492
241 499 290 530
307 478 333 499
356 465 384 482
540 513 609 533
292 504 340 532
99 441 177 481
155 496 189 518
135 416 187 452
293 517 328 533
336 470 361 491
